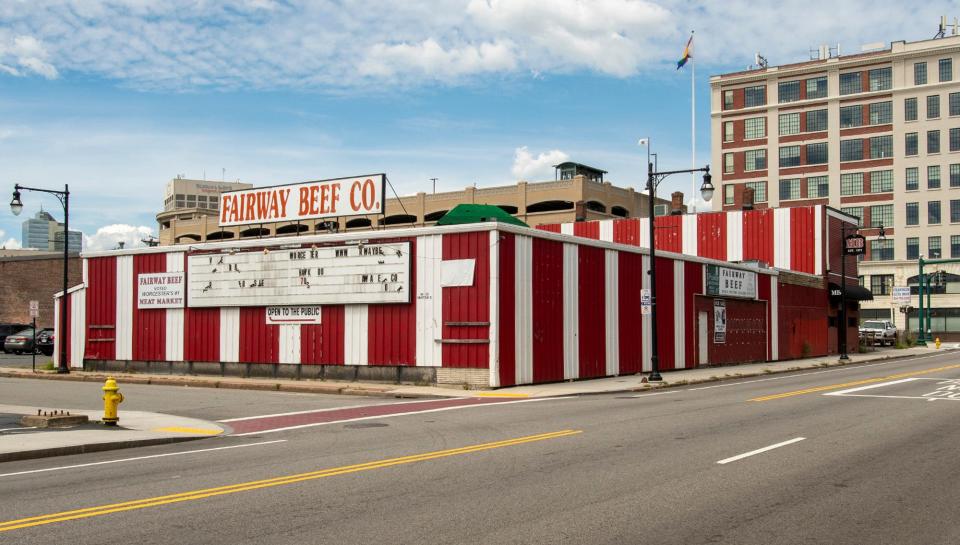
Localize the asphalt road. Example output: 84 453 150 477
2 351 960 544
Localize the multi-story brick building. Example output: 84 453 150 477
711 32 960 336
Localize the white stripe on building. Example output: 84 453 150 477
560 223 574 236
773 208 792 269
562 243 579 380
219 307 240 363
639 218 650 249
70 290 86 369
682 215 698 256
604 249 619 376
726 211 743 262
515 235 534 386
814 205 823 275
599 219 614 242
278 324 301 364
415 235 443 368
488 230 500 387
115 255 133 361
165 252 185 362
343 305 369 365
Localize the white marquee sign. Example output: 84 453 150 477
187 242 410 307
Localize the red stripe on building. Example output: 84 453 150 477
757 274 772 361
301 306 345 365
683 261 702 369
612 218 641 246
85 256 116 361
573 221 600 240
497 233 516 387
368 237 417 365
132 253 167 361
617 252 643 374
742 209 774 265
654 257 676 370
532 238 564 383
790 207 816 273
778 282 829 359
183 308 219 362
577 245 606 378
697 212 727 261
239 307 279 364
537 224 561 234
654 215 683 253
441 232 490 368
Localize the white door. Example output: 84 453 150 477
698 311 709 366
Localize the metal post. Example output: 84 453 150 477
917 257 926 345
647 160 661 382
839 227 849 360
927 273 933 340
31 317 36 372
58 184 69 374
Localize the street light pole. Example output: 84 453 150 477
10 183 71 374
838 222 884 361
639 139 714 381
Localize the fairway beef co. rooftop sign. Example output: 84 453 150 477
218 174 385 227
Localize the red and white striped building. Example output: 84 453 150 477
53 207 856 388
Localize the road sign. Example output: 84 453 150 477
29 300 39 318
891 286 911 304
844 234 866 256
641 289 651 315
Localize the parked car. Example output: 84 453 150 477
3 328 39 354
859 320 897 346
0 323 31 353
36 329 55 356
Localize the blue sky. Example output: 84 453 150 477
0 1 948 249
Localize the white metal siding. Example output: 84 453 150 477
165 252 184 362
726 211 743 262
599 220 614 242
682 215 698 256
488 230 500 387
219 307 240 363
344 304 369 366
278 324 301 364
515 235 534 385
415 235 443 367
562 243 579 380
773 208 792 269
604 249 619 376
115 255 133 360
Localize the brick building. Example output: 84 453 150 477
0 254 82 327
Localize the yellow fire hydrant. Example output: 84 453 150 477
935 337 942 349
102 377 124 426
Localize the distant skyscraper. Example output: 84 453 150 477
21 209 82 252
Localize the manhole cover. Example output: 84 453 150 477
344 422 389 429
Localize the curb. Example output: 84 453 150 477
0 436 206 463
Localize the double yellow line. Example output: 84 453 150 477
750 363 960 402
0 429 581 533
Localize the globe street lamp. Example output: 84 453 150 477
639 138 714 381
10 183 71 374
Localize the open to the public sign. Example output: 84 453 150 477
844 234 866 256
218 174 385 227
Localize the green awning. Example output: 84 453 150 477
435 204 528 227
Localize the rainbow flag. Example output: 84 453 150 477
677 34 693 70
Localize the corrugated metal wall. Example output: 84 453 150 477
85 256 116 361
132 253 166 361
532 238 564 383
442 231 490 368
367 237 417 365
577 245 606 379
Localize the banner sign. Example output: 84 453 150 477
218 174 385 227
137 272 186 309
187 242 410 307
844 234 866 256
265 306 322 325
706 265 757 299
714 299 727 344
891 286 912 304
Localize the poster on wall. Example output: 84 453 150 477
713 299 727 344
706 265 757 299
137 272 185 309
187 242 410 307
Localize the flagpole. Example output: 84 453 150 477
690 31 696 213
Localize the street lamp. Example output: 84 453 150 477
10 183 71 374
838 222 884 361
639 138 714 381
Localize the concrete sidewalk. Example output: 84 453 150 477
1 345 954 402
0 404 224 463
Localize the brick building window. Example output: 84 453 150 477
869 101 892 124
745 181 767 202
940 58 953 82
779 113 800 135
906 202 919 225
724 90 734 110
723 121 734 142
723 184 735 205
953 235 960 258
906 132 918 156
870 239 894 261
806 109 828 132
871 170 893 192
806 142 828 164
779 178 801 200
841 206 864 226
870 204 892 228
744 86 766 107
841 172 864 195
778 81 801 103
871 275 894 295
953 164 960 188
840 72 862 95
840 139 863 162
929 200 942 224
951 199 960 222
951 128 960 151
915 62 928 85
744 149 766 171
929 165 941 189
906 167 919 190
744 117 766 139
869 67 892 91
871 135 893 158
907 237 920 260
724 152 734 173
929 236 942 259
806 77 827 99
840 104 862 128
927 95 940 119
807 176 829 198
951 92 960 116
779 145 801 167
927 130 941 154
905 97 918 121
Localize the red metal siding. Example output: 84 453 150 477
301 306 345 365
531 238 564 383
613 218 642 246
777 282 829 359
132 253 166 361
617 252 643 374
577 245 605 378
697 213 727 261
537 224 561 234
85 256 116 361
757 275 772 361
497 233 516 386
441 232 490 368
695 296 767 365
683 261 702 369
239 307 279 363
790 207 816 273
367 237 417 365
573 221 600 240
741 209 775 265
184 308 219 362
654 257 676 370
654 216 683 253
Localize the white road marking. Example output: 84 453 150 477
828 394 960 401
0 427 36 432
717 437 806 465
216 401 438 423
687 358 936 392
232 397 576 437
631 390 682 398
823 377 920 396
0 439 287 479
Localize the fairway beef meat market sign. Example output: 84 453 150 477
218 174 385 227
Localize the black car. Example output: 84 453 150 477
36 329 55 356
0 323 31 353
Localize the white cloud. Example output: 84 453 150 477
512 146 568 180
0 1 936 90
83 224 155 251
0 228 21 249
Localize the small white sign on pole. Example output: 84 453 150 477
891 286 911 304
29 300 39 318
641 288 652 315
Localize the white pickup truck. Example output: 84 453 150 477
859 320 897 346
